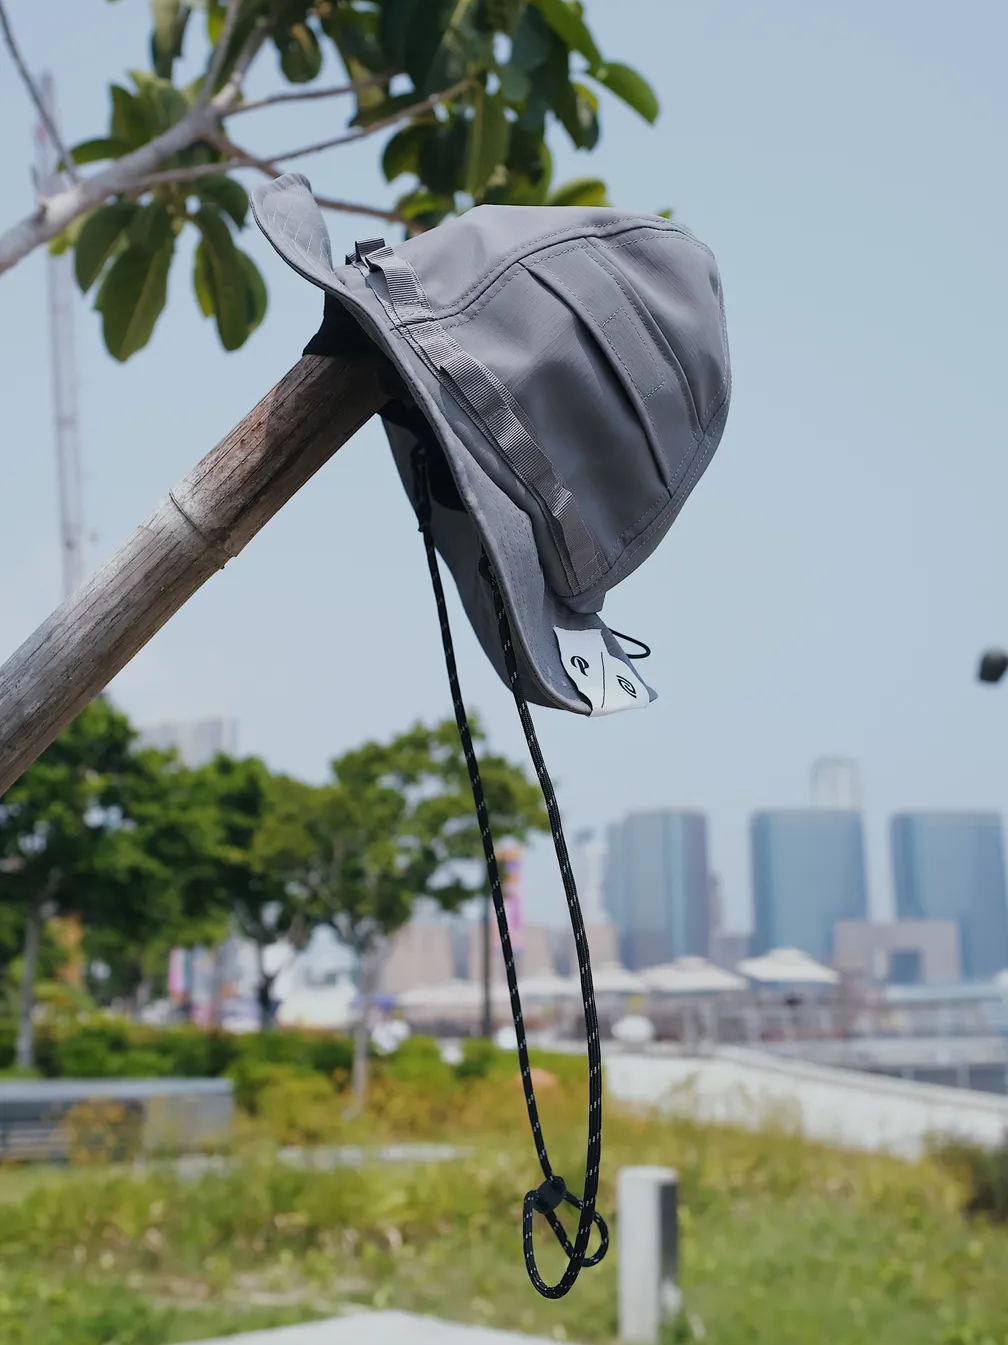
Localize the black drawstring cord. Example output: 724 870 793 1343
608 630 651 660
411 443 608 1300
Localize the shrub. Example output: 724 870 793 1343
227 1059 316 1115
50 1022 135 1078
935 1135 1008 1223
454 1038 499 1081
0 1019 15 1070
256 1073 341 1146
151 1027 239 1079
383 1035 452 1088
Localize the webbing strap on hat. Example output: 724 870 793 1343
365 245 604 594
411 442 609 1300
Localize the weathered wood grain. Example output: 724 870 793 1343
0 353 385 794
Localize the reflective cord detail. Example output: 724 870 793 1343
411 443 609 1300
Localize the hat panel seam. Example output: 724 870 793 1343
394 219 693 325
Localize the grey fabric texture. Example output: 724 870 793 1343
251 174 731 713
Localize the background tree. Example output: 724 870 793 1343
193 754 311 1030
0 0 658 359
0 701 225 1063
0 700 136 1067
263 716 546 1106
78 743 233 1012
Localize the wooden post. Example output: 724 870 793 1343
0 353 384 794
618 1165 681 1343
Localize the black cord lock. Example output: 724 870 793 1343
532 1174 568 1214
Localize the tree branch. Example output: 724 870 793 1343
0 18 268 276
196 0 246 110
131 153 405 227
225 70 392 118
314 193 404 226
269 80 471 164
0 1 78 183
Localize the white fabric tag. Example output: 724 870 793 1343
554 627 651 717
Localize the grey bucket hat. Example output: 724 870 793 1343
251 173 730 715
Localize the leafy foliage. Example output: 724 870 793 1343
55 0 658 359
263 716 548 957
0 701 235 1057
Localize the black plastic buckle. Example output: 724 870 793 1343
345 237 386 269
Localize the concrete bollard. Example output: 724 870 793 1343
617 1166 680 1343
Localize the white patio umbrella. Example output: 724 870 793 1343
642 956 747 994
517 972 581 1000
275 981 356 1029
591 962 646 995
737 947 839 985
397 980 508 1011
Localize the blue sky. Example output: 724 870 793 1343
2 0 1007 932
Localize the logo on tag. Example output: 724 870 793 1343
554 627 651 717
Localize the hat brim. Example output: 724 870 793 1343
251 174 656 714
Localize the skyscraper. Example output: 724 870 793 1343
571 828 619 964
137 717 238 768
810 758 861 810
750 811 868 963
891 813 1008 981
603 811 710 970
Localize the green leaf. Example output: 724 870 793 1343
110 84 152 146
480 0 522 34
191 205 249 351
424 0 491 93
379 0 428 70
150 0 191 79
498 63 531 103
49 209 98 258
464 88 510 195
510 6 552 71
64 137 134 168
416 117 467 197
277 22 323 84
128 203 175 251
549 50 598 149
74 203 140 292
195 175 248 228
530 0 602 71
381 123 432 183
592 61 660 124
395 188 454 226
205 0 225 45
548 176 608 207
193 239 215 317
132 72 191 131
95 241 174 361
321 5 387 98
237 250 267 334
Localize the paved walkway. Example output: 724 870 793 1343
183 1311 571 1345
135 1144 469 1183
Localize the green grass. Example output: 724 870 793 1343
2 1056 1008 1345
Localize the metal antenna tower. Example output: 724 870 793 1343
34 72 86 598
